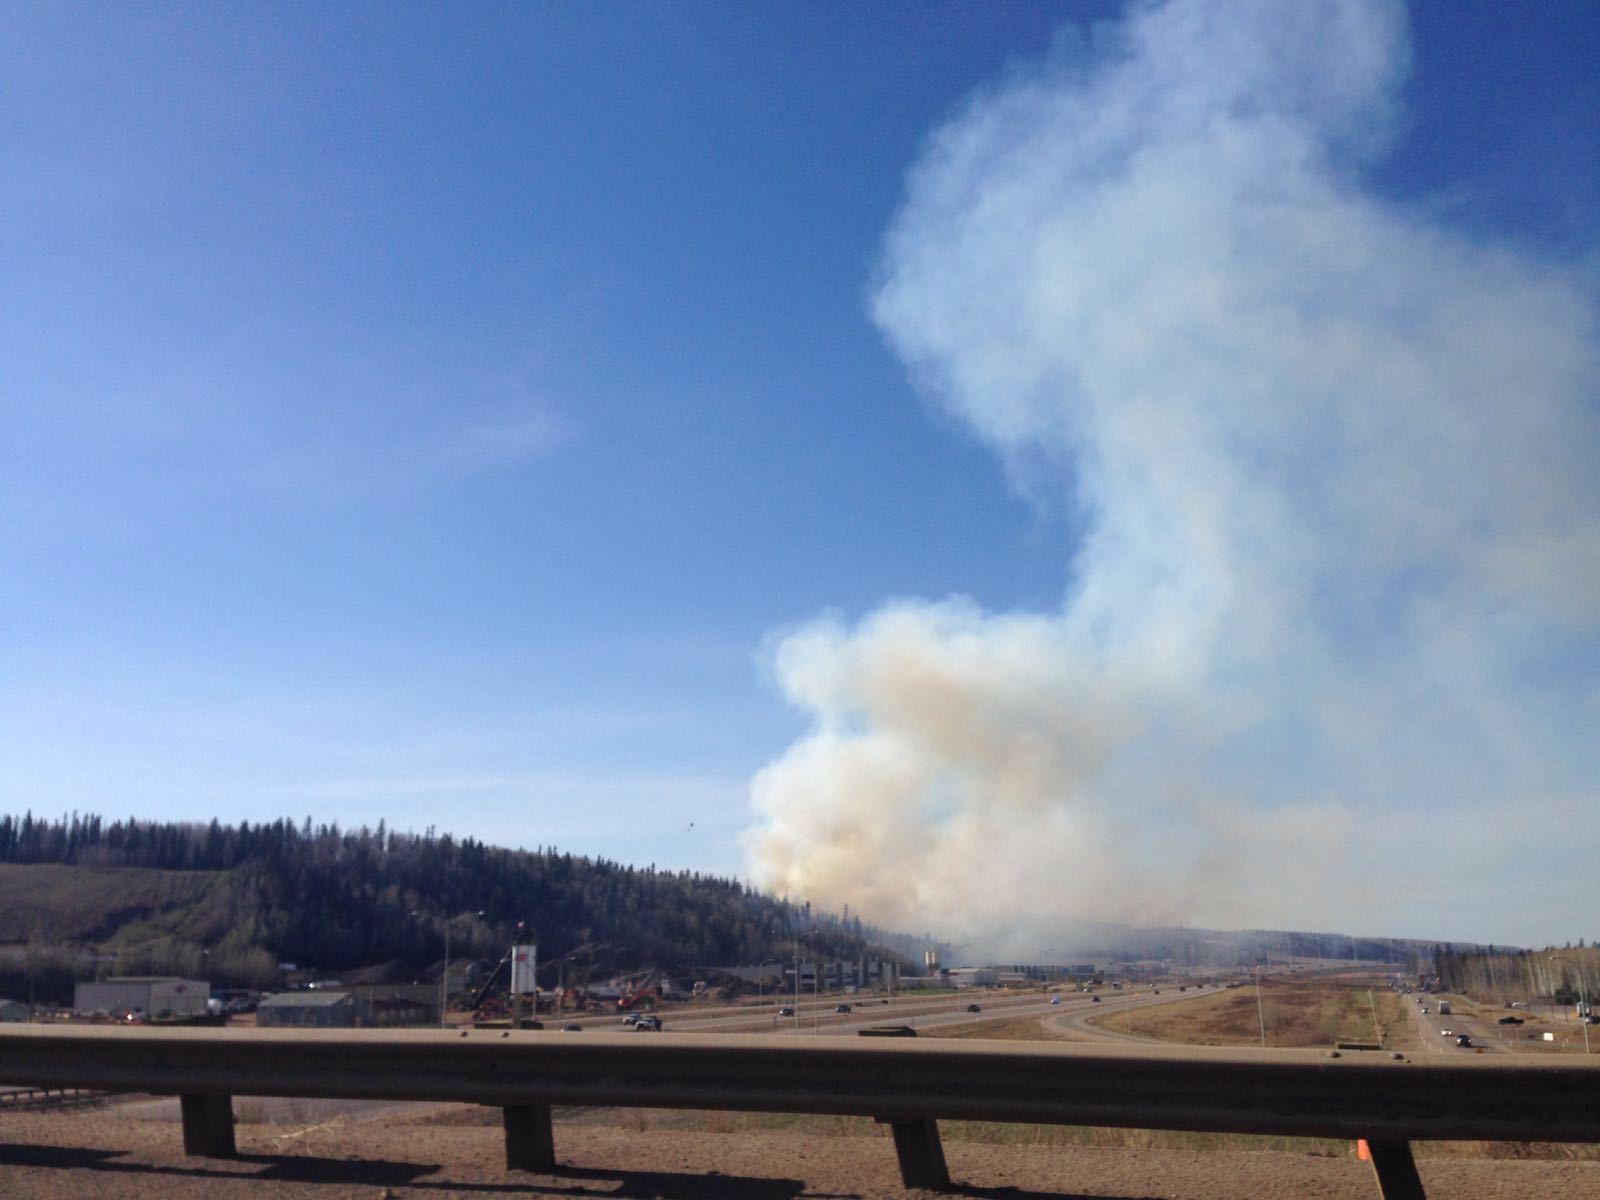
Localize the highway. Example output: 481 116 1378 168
1402 991 1471 1056
1405 990 1532 1057
1041 985 1215 1043
552 988 1066 1036
1401 991 1592 1058
548 982 1222 1042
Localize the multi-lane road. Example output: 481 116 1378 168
555 983 1216 1042
1401 991 1471 1055
1399 991 1584 1057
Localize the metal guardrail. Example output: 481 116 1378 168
0 1084 110 1112
1 1025 1596 1198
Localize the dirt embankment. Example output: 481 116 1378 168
3 1103 1600 1200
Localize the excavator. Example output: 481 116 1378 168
615 970 663 1012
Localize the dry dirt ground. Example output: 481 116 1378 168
4 1103 1599 1200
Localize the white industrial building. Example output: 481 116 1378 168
725 958 901 992
74 976 210 1018
945 967 1000 988
782 958 900 991
944 964 1103 988
256 991 357 1028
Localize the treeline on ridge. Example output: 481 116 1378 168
0 812 912 999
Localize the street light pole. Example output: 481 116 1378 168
1255 965 1268 1048
441 923 450 1029
429 909 485 1029
1553 955 1591 1055
1582 973 1593 1056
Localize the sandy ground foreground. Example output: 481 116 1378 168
2 1107 1599 1200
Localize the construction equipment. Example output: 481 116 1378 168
616 974 662 1012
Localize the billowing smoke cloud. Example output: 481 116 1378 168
746 0 1600 944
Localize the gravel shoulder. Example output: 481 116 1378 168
3 1104 1599 1200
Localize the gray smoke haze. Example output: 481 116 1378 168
745 0 1600 947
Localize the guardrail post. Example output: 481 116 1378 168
179 1093 236 1157
502 1102 556 1172
1365 1138 1425 1200
877 1117 950 1191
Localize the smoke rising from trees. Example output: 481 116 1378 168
745 0 1600 946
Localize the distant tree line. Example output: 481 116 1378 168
1432 942 1598 1006
0 812 912 994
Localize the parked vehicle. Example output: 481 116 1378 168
634 1015 662 1031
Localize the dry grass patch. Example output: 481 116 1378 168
541 1108 1600 1162
1091 978 1405 1048
558 1108 1600 1162
918 1016 1082 1042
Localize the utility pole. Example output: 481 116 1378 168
437 909 484 1028
441 922 450 1029
1553 955 1591 1055
1255 966 1268 1048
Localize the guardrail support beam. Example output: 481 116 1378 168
502 1102 556 1172
1366 1138 1425 1200
7 1026 1598 1195
878 1117 950 1191
179 1093 236 1157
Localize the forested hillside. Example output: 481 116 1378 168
0 813 916 998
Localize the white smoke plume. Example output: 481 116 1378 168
744 0 1600 946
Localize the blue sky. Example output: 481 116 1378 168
3 1 1597 949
